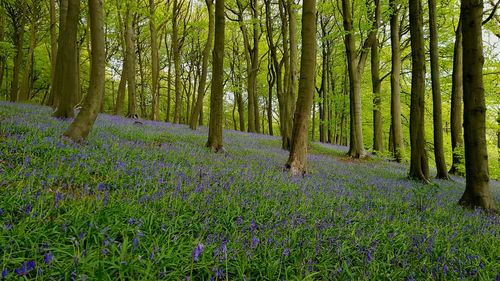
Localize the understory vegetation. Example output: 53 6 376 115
0 102 499 280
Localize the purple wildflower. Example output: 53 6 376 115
97 183 105 191
2 269 8 279
133 237 139 251
193 243 204 262
54 192 63 208
443 264 448 275
283 248 290 257
15 263 28 276
44 252 54 264
367 250 373 263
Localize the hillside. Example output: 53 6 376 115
0 102 499 280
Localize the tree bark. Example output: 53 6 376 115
125 7 137 117
408 0 429 182
207 0 225 152
390 0 404 162
287 0 298 139
286 0 317 176
64 0 105 142
428 0 448 179
48 0 68 108
371 0 383 153
19 18 37 102
172 0 182 124
9 3 26 102
459 0 495 210
53 0 80 118
449 16 464 175
149 0 160 120
47 0 57 106
190 0 214 130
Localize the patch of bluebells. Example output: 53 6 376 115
0 102 499 280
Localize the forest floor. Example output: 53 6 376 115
0 101 499 280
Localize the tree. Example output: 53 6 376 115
149 0 160 121
458 0 496 210
389 0 404 162
408 0 429 182
125 4 137 117
285 0 317 176
52 0 80 119
371 0 382 153
190 0 214 130
449 16 464 175
341 0 378 158
64 0 105 142
206 0 225 152
428 0 448 179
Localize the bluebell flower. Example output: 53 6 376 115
1 268 8 279
133 237 139 251
44 252 54 265
193 243 204 262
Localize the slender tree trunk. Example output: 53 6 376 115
48 0 68 107
149 0 160 120
459 0 495 210
267 57 275 136
137 34 146 117
286 0 317 176
251 0 261 133
10 6 26 102
449 17 464 175
206 0 225 152
390 0 404 162
287 0 298 140
47 0 57 106
115 59 128 115
125 8 136 117
428 0 448 179
371 0 383 153
64 0 105 142
172 0 182 124
342 0 363 158
53 0 80 118
408 0 429 182
19 21 37 102
190 0 214 129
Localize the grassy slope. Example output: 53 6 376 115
0 102 499 280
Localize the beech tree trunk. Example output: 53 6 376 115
206 0 225 152
47 0 57 106
390 0 404 162
64 0 105 142
286 0 317 176
48 0 68 108
459 0 495 210
172 0 182 124
19 19 37 102
278 0 292 150
53 0 80 119
449 16 464 175
428 0 448 179
408 0 429 182
9 3 26 102
149 0 160 120
125 7 137 117
371 0 383 153
287 0 298 139
190 0 214 130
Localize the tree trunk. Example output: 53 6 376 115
459 0 495 210
428 0 448 179
390 0 404 162
172 0 182 124
19 21 37 102
10 4 26 102
53 0 80 119
206 0 225 152
279 0 293 150
408 0 429 182
287 0 298 140
48 0 68 107
47 0 57 106
125 8 136 117
449 16 464 175
64 0 105 142
190 0 214 130
286 0 317 176
371 0 383 153
149 0 160 120
267 56 275 136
